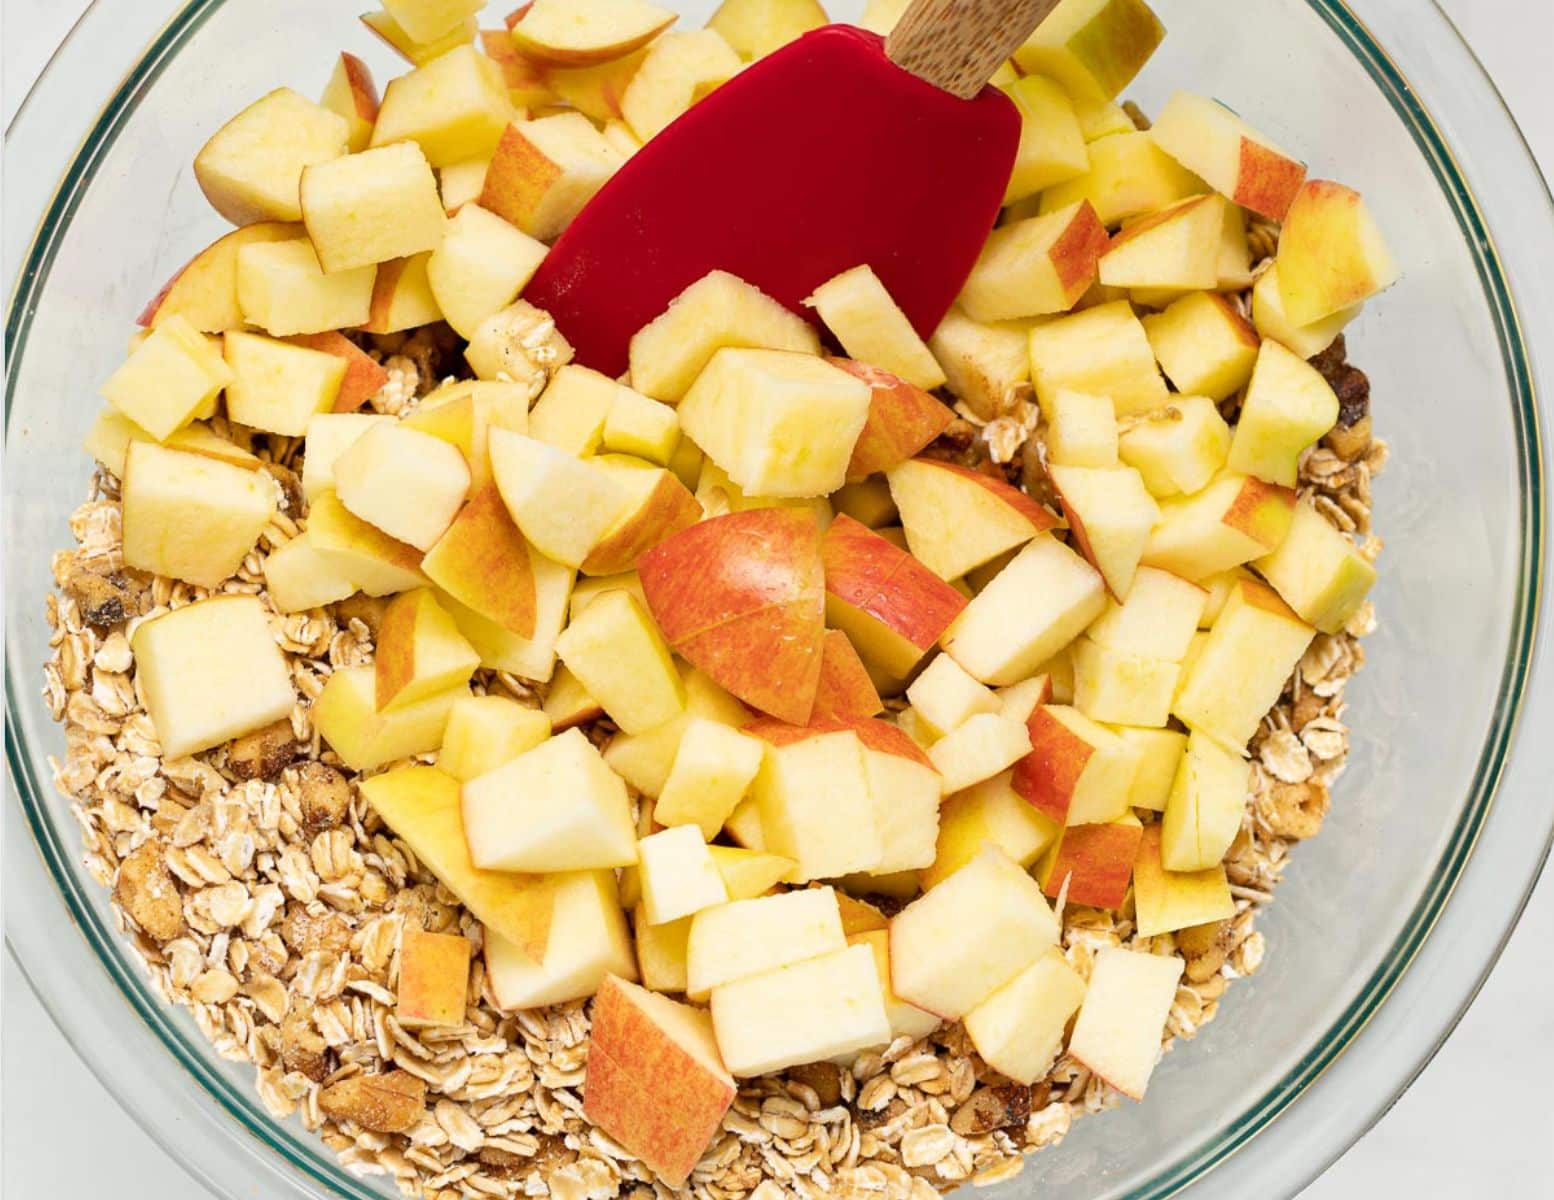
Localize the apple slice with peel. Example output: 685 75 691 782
887 458 1058 583
639 508 825 724
1151 91 1307 221
395 927 470 1028
1049 463 1159 600
926 306 1031 422
1276 180 1399 326
489 429 633 567
509 0 676 66
421 485 538 637
485 869 636 1009
959 201 1108 322
1067 948 1185 1100
237 239 375 336
805 265 947 390
1099 194 1225 292
479 29 555 109
889 846 1058 1021
1117 395 1231 499
363 252 443 334
686 886 845 1001
747 721 882 882
546 48 651 123
284 331 389 415
437 695 550 782
359 765 552 960
1036 811 1143 908
1142 290 1261 402
580 455 701 577
812 630 884 721
1141 473 1295 581
829 359 954 483
1227 340 1340 487
479 113 622 242
1255 500 1377 634
138 222 300 332
1251 264 1360 360
964 948 1086 1084
1014 704 1140 826
584 975 735 1188
925 771 1059 890
375 588 481 711
821 514 967 691
1133 822 1234 938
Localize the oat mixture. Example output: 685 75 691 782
42 214 1383 1197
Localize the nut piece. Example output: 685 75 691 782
115 840 185 941
294 761 351 832
319 1069 426 1133
228 718 301 780
64 562 146 628
280 903 351 957
280 1005 331 1082
950 1084 1031 1136
262 461 304 516
1261 778 1330 840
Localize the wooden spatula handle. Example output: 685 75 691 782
886 0 1060 99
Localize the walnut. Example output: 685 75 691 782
228 719 301 780
63 562 146 629
294 761 351 832
115 840 185 941
787 1061 843 1106
1177 919 1236 984
280 1005 331 1081
319 1069 426 1133
280 903 351 957
949 1084 1031 1136
855 1096 908 1130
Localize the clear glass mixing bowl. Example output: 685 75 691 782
5 1 1552 1197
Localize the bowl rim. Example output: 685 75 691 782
2 1 1548 1198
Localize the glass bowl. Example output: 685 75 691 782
4 1 1551 1197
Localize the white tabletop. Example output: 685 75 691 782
4 1 1551 1196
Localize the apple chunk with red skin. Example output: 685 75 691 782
1151 91 1307 222
1276 180 1400 326
640 508 825 725
1036 812 1143 909
138 222 300 332
828 358 954 482
888 457 1059 583
584 974 736 1188
812 630 883 721
396 926 471 1028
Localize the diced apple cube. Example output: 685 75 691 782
543 664 604 730
942 535 1107 687
1029 300 1167 416
959 201 1108 322
830 362 953 484
811 629 884 721
708 846 794 900
850 718 942 873
334 422 471 551
375 588 480 711
1251 263 1359 360
1174 577 1314 750
603 666 750 797
1142 291 1260 402
86 410 258 479
396 926 471 1028
1227 340 1339 487
361 9 477 66
927 307 1030 422
194 88 349 224
555 589 683 734
1014 703 1139 826
489 429 633 566
479 113 620 241
439 154 490 214
1039 131 1204 227
130 596 295 759
1141 473 1295 581
437 694 550 781
686 886 846 1001
1086 566 1206 660
1150 91 1307 222
1070 637 1178 727
722 797 766 850
709 0 827 60
485 869 637 1009
849 929 940 1041
964 948 1086 1083
1132 822 1234 937
529 364 618 455
224 331 345 435
303 414 391 499
1043 388 1118 468
263 530 358 613
299 141 446 275
99 315 232 442
1099 194 1224 292
1067 947 1184 1100
363 251 444 333
639 826 730 926
996 673 1055 724
315 665 466 770
1275 179 1399 326
1012 0 1164 105
121 442 275 589
237 239 375 335
463 728 637 871
307 490 431 596
749 721 881 881
1117 395 1231 498
926 771 1059 890
1000 74 1089 204
602 388 680 465
1049 463 1158 599
371 44 514 167
1255 500 1377 634
425 202 548 337
628 270 821 404
679 349 871 499
804 264 945 389
926 712 1031 796
1036 811 1142 908
906 653 999 735
621 30 742 141
889 846 1058 1020
421 484 538 637
654 718 764 839
635 910 692 993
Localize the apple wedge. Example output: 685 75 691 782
284 331 390 415
639 508 825 724
602 389 680 465
886 457 1057 583
926 711 1033 796
375 588 481 711
1043 388 1119 468
262 530 359 613
546 48 651 122
1066 947 1184 1100
426 202 548 338
396 927 471 1028
307 490 430 596
489 429 634 567
1141 473 1295 581
1070 637 1179 727
479 113 622 241
1255 500 1377 634
1036 811 1143 908
812 630 884 721
1276 179 1399 326
852 717 943 874
638 825 730 926
602 666 750 797
528 363 618 455
1099 194 1225 292
1014 703 1139 826
194 88 350 225
437 694 550 782
1132 822 1234 937
237 238 375 335
1000 74 1089 205
480 29 556 108
555 588 684 734
580 455 702 576
1039 131 1205 227
1087 566 1206 661
1048 463 1159 599
484 868 636 1008
1151 91 1307 221
314 665 467 771
848 929 941 1041
654 718 764 839
509 0 676 66
963 948 1086 1084
1115 726 1187 812
361 10 478 65
382 0 484 43
804 265 946 390
224 331 345 436
1251 263 1359 359
826 359 953 483
419 476 537 636
959 201 1108 322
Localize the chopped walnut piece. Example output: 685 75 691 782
62 561 145 629
115 840 185 941
319 1069 426 1133
228 719 301 780
280 903 351 957
950 1084 1031 1136
261 461 303 516
280 1005 331 1081
293 761 351 833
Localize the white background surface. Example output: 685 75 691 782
4 1 1552 1196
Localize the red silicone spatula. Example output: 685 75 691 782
524 0 1061 376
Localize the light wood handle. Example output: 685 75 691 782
886 0 1061 99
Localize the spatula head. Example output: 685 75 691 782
525 25 1020 376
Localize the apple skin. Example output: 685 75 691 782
1037 815 1144 910
639 508 825 725
283 330 390 413
827 357 954 482
396 927 471 1028
138 222 301 332
811 629 883 721
421 484 538 637
1012 705 1094 825
581 462 702 577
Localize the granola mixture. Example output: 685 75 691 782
41 235 1384 1200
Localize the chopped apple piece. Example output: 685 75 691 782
848 928 940 1041
1256 501 1376 634
371 44 514 168
263 530 359 612
485 868 637 1008
1036 811 1142 908
692 458 834 526
1043 388 1118 467
887 458 1057 582
824 362 953 484
1250 264 1359 359
138 222 301 332
831 478 897 529
804 265 946 390
444 546 569 679
997 673 1055 724
1049 463 1159 599
463 727 636 871
640 509 825 724
1087 566 1206 660
836 893 889 935
1174 578 1314 750
464 298 575 384
1071 637 1178 727
1141 472 1295 580
960 202 1108 322
1099 194 1224 292
643 719 760 839
926 771 1059 890
315 664 467 769
439 155 490 213
821 514 967 689
131 596 295 758
555 589 683 734
1039 131 1205 227
906 653 998 735
686 886 845 1000
999 75 1088 205
1067 947 1183 1100
420 485 536 634
306 489 428 596
679 349 871 499
236 238 375 335
489 429 633 567
510 0 676 65
1113 725 1186 811
1014 703 1138 825
1117 395 1231 498
964 948 1086 1083
1141 291 1260 401
120 441 274 589
709 0 826 60
1151 91 1306 221
1160 727 1248 871
927 712 1032 796
361 765 553 958
437 694 550 781
382 0 483 43
224 331 344 435
362 252 443 333
479 28 554 107
603 666 750 796
889 847 1057 1020
194 88 349 224
621 30 743 141
100 315 232 442
425 202 547 337
584 975 735 1187
479 113 621 241
546 48 651 122
927 306 1031 421
602 390 680 466
569 571 646 619
300 141 445 274
1132 823 1234 937
708 846 793 901
528 364 618 455
395 926 471 1028
942 535 1107 686
1227 340 1339 487
283 331 388 415
543 664 604 730
748 722 881 881
852 718 942 873
1276 180 1399 326
1012 0 1164 104
628 270 820 404
639 826 730 926
362 9 478 65
635 909 692 992
334 422 471 551
812 630 884 721
1029 300 1167 416
711 944 889 1076
374 588 480 713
